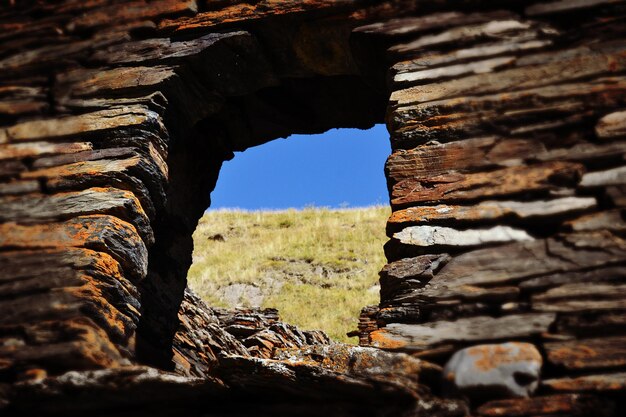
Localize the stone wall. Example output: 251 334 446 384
358 1 626 414
0 1 625 416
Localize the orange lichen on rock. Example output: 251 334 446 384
468 342 542 372
443 342 542 399
390 161 585 207
0 141 93 160
0 317 130 378
477 393 600 416
159 0 352 34
543 373 626 392
60 317 131 369
368 330 408 350
545 337 626 370
2 0 626 414
62 275 138 345
0 215 148 281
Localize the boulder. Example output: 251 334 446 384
443 342 542 401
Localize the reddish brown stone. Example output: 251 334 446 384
545 336 626 371
2 1 626 415
543 372 626 393
0 142 93 161
387 197 596 232
67 0 198 33
159 1 353 34
0 105 164 143
391 45 626 107
0 215 148 281
390 162 584 208
477 394 611 416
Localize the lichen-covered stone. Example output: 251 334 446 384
443 343 542 400
2 0 626 415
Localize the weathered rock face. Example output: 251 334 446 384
4 287 465 417
1 0 626 416
355 0 626 415
443 343 542 401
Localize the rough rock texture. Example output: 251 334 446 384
357 0 626 415
1 0 626 416
443 343 542 401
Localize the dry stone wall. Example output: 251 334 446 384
357 1 626 415
0 0 625 416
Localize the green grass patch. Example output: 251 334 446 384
187 206 390 343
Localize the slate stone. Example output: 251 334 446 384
3 1 626 416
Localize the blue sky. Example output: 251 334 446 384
209 124 390 209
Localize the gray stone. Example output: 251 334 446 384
220 283 265 308
393 225 533 247
443 342 542 400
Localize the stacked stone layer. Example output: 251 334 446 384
357 1 626 415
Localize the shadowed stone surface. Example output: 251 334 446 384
2 0 626 416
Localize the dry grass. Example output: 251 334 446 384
187 206 390 343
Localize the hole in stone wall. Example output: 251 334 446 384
137 74 388 366
187 124 390 343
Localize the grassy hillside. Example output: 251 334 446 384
187 206 390 343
